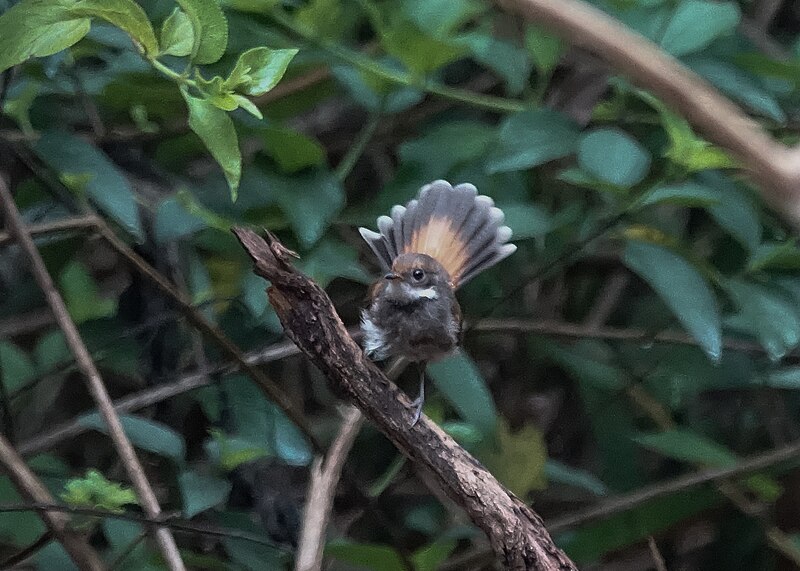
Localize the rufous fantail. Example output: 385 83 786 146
359 180 516 424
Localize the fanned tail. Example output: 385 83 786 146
359 180 516 288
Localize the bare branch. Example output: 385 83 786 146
494 0 800 225
295 405 364 571
0 434 104 570
233 227 577 571
0 177 186 571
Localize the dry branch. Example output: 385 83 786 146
0 434 104 570
0 177 186 571
233 227 576 571
295 405 364 571
495 0 800 225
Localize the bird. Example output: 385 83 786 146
358 179 517 425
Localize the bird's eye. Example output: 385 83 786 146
411 268 425 281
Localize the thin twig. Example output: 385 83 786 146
0 503 291 549
295 405 364 571
0 434 104 570
494 0 800 225
0 214 98 249
473 318 777 356
0 177 186 571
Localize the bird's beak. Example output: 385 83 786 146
384 272 400 281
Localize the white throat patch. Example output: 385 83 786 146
410 286 438 299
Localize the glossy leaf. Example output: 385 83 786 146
182 89 241 198
637 181 720 208
67 0 158 56
427 349 497 435
224 46 298 96
176 0 228 64
153 195 208 243
458 32 531 95
400 0 483 37
0 0 90 74
660 0 740 57
399 120 494 176
635 429 737 467
624 240 721 360
179 470 232 517
271 405 312 466
697 171 761 254
578 128 651 188
160 8 194 57
725 278 800 361
80 413 186 464
689 58 786 123
486 109 579 174
35 131 144 240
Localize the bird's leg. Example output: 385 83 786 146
410 361 426 426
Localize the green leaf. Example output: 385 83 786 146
261 126 326 173
748 242 800 272
264 168 344 247
399 120 494 177
326 540 406 571
59 261 117 324
697 171 761 254
0 343 36 392
578 128 651 188
0 0 90 74
724 278 800 361
35 131 144 240
545 460 608 496
689 58 786 123
427 349 497 435
271 405 312 466
500 203 553 240
35 330 70 373
224 46 298 96
61 469 138 512
296 239 372 287
525 25 563 74
67 0 158 57
182 89 241 198
624 240 721 360
178 470 232 518
176 0 228 64
637 181 720 208
207 430 270 472
224 536 284 570
480 420 547 497
412 539 457 571
457 32 531 95
153 195 208 243
635 429 737 467
766 367 800 389
380 20 466 76
80 413 186 464
486 109 579 174
160 8 194 57
659 0 740 57
400 0 483 37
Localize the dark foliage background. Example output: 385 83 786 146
2 0 800 569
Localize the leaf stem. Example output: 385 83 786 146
269 10 528 113
150 59 196 89
335 112 381 182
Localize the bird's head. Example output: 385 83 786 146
382 253 452 305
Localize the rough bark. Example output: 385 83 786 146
233 227 576 571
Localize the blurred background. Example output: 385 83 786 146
2 0 800 568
